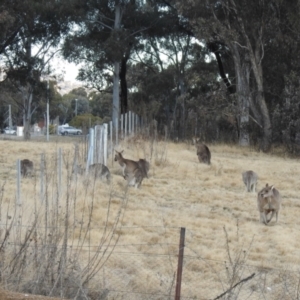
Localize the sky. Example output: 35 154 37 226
52 58 81 83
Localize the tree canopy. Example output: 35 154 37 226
1 0 300 152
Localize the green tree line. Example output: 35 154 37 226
0 0 300 153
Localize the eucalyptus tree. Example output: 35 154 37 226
0 0 23 55
89 91 112 123
175 0 292 151
1 0 74 139
141 34 205 138
63 0 135 125
260 2 300 151
63 0 182 126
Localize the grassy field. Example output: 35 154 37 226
0 135 300 299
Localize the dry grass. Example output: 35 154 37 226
1 135 300 299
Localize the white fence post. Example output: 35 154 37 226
115 117 118 146
95 125 103 164
129 111 132 135
86 128 94 174
103 123 108 166
100 125 104 164
110 121 113 164
132 112 135 135
136 114 138 134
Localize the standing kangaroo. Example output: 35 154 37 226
192 137 211 165
257 184 282 225
242 170 258 193
114 150 148 188
137 159 150 178
20 159 34 177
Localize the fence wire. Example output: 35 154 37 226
1 222 300 299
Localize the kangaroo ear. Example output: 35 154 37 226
121 150 124 154
271 185 275 190
266 183 269 187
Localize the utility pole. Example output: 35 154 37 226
46 79 49 142
75 99 78 116
8 105 12 129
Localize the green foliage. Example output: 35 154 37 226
89 91 111 120
49 124 57 135
69 113 102 129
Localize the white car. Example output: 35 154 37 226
4 127 16 135
60 126 82 135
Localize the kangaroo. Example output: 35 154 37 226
138 159 150 178
242 170 258 193
73 163 111 183
114 150 147 188
20 159 34 177
193 141 211 165
257 184 282 225
89 163 111 183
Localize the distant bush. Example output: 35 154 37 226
69 114 103 129
49 124 57 134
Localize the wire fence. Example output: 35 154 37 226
1 221 300 300
2 132 300 299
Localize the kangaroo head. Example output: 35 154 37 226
260 184 275 198
114 150 124 161
192 137 200 145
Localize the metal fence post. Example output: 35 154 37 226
115 116 119 145
175 227 185 300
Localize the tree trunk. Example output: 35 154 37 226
257 91 272 152
112 2 122 127
179 75 186 139
231 45 250 146
238 14 272 152
112 61 120 126
23 89 33 140
250 49 272 152
209 43 235 94
119 53 129 114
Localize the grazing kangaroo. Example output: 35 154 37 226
242 170 258 192
20 159 34 177
73 163 111 183
89 163 111 183
257 184 282 225
114 150 148 188
192 139 211 165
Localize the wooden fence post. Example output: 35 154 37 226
175 227 185 300
57 148 62 200
16 159 21 205
40 153 45 203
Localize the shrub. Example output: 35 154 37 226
69 114 103 129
